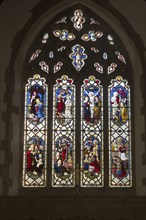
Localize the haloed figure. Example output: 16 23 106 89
64 94 72 124
34 97 44 120
57 92 65 114
84 96 91 123
94 96 101 122
84 89 100 123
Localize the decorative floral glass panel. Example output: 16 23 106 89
109 76 132 187
81 76 104 187
52 75 75 187
22 75 48 187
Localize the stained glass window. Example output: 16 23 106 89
109 76 132 187
52 75 75 187
81 76 103 187
23 74 48 187
23 6 132 188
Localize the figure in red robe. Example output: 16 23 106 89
57 94 65 113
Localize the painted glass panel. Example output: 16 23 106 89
69 44 87 71
52 75 75 187
81 76 104 187
53 30 75 41
71 9 85 31
109 76 132 187
22 74 48 187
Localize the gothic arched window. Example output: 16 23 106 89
22 6 132 188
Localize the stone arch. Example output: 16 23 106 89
1 0 145 196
